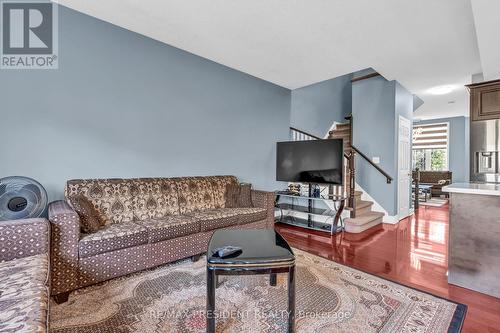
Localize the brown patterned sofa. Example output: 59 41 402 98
414 171 452 197
0 218 50 332
48 176 274 303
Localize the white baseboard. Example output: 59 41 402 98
382 215 400 224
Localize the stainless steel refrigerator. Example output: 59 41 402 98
471 119 500 183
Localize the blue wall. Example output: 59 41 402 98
352 76 398 215
352 77 414 216
290 73 352 138
414 116 470 182
0 7 291 201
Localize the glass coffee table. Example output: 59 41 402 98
206 229 296 333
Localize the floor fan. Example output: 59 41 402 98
0 176 48 221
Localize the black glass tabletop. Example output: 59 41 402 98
207 229 295 266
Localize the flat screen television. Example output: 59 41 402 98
276 139 344 185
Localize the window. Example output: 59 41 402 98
412 123 449 171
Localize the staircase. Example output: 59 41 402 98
328 121 385 233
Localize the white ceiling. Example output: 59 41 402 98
57 0 499 120
471 0 500 81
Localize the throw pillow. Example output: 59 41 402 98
225 183 253 208
69 195 103 233
225 184 240 208
238 183 253 207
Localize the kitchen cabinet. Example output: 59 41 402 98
467 79 500 121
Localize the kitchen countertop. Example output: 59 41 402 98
443 182 500 196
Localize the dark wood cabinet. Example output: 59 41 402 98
467 79 500 121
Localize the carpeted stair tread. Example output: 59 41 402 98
344 211 384 226
334 123 351 130
344 216 383 233
329 128 350 135
345 200 373 211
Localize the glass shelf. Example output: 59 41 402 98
275 193 347 202
278 215 343 233
276 203 331 217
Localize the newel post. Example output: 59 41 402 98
348 149 356 218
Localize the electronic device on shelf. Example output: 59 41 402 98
276 190 297 195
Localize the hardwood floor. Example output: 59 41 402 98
275 205 500 333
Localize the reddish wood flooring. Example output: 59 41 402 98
275 205 500 333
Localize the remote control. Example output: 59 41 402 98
212 246 242 258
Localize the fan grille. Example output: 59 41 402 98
0 176 48 221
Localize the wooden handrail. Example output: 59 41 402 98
351 145 393 184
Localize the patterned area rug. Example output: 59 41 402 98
50 249 465 333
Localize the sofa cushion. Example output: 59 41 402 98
207 176 239 208
229 207 267 225
138 216 200 243
66 179 135 225
225 183 253 208
176 177 217 214
189 208 242 231
79 221 148 258
69 195 103 233
132 178 180 220
0 253 49 333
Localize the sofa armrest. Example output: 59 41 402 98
0 218 49 262
48 200 81 295
251 190 275 228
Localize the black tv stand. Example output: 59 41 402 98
275 184 346 235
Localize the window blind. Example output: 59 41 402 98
412 123 448 149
